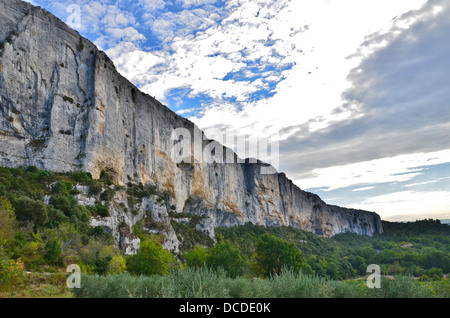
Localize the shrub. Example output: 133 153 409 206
170 267 229 298
99 170 114 185
52 180 73 195
0 257 24 294
69 171 92 184
374 275 433 298
100 188 115 203
426 268 444 281
59 129 72 135
269 268 331 298
87 203 109 218
63 96 74 104
88 181 103 196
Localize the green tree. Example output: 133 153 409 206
351 256 368 275
44 240 62 264
100 170 114 185
358 246 376 262
427 267 444 281
108 255 126 274
49 193 76 215
206 240 247 278
46 206 69 228
15 196 48 229
316 258 329 278
327 261 340 280
52 180 73 195
185 245 209 268
251 234 305 277
68 205 91 232
127 240 177 276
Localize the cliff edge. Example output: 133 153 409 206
0 0 382 253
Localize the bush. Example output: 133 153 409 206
71 268 446 299
88 203 109 217
72 273 170 298
100 188 115 203
88 181 103 196
69 171 92 184
374 276 433 298
0 257 24 294
169 267 229 298
100 170 114 185
269 268 331 298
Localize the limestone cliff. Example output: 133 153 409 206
0 0 382 253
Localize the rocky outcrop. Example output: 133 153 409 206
0 0 382 253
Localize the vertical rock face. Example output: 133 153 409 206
0 0 382 250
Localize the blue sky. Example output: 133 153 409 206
26 0 450 221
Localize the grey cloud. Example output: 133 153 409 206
278 0 450 179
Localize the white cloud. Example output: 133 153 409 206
106 44 165 85
299 149 450 191
188 0 431 145
180 0 218 8
403 177 450 188
352 186 375 192
348 190 450 221
150 7 223 43
139 0 165 11
105 27 145 42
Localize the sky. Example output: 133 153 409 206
25 0 450 222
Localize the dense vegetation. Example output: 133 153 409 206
0 166 448 298
215 220 449 281
72 267 449 298
0 166 126 296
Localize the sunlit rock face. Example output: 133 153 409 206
0 0 382 253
